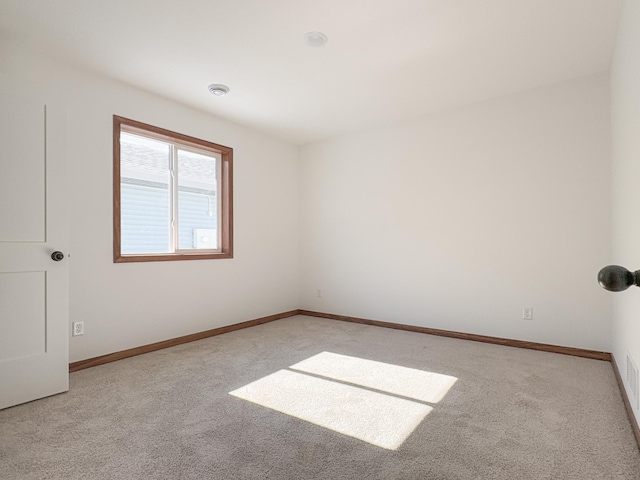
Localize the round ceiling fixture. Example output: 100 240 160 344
304 31 328 47
208 84 230 96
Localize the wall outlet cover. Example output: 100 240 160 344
72 322 84 336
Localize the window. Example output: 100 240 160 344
113 116 232 262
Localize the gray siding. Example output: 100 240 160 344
121 183 217 254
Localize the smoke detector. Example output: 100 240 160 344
304 31 328 47
208 84 230 96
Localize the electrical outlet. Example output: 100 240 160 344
72 322 84 336
317 289 323 298
522 307 533 320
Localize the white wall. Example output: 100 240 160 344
299 73 612 352
1 43 299 363
611 0 640 425
1 38 616 364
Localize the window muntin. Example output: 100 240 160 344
114 116 233 262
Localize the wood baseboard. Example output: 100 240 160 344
71 308 613 373
611 357 640 451
298 310 612 362
68 310 300 372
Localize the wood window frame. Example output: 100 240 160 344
113 115 233 263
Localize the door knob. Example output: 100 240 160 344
51 251 65 262
597 265 640 292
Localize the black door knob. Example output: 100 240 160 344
51 251 65 262
597 265 640 292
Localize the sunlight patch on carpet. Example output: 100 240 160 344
229 352 458 450
229 369 432 450
290 351 457 403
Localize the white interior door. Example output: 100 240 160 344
0 75 69 409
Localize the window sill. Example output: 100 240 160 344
114 251 233 263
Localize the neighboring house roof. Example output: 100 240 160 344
120 132 217 193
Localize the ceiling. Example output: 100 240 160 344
0 0 622 145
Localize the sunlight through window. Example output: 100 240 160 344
228 352 457 450
290 352 458 403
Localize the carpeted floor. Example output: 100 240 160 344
1 315 639 479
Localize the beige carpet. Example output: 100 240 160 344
1 315 638 479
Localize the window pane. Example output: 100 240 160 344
177 149 218 250
120 132 171 254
